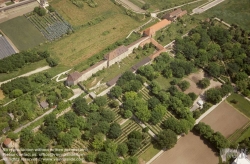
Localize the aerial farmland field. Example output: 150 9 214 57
201 101 249 138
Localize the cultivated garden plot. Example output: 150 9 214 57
151 132 218 164
25 12 73 41
201 101 249 138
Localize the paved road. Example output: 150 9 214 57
192 0 225 14
0 66 51 86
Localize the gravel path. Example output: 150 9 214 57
0 66 51 86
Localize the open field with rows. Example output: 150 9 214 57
151 132 218 164
194 0 250 31
226 93 250 118
25 12 73 41
201 101 249 138
0 16 46 50
38 4 146 67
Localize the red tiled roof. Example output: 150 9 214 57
144 19 171 36
3 138 11 146
104 46 128 61
169 8 182 17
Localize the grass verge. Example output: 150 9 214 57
226 93 250 118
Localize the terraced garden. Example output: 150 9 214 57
105 99 124 124
145 112 173 135
114 119 152 157
139 87 151 101
25 12 73 41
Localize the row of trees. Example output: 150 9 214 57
0 50 49 73
194 122 229 150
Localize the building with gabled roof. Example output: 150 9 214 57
164 8 187 21
65 72 81 86
143 19 171 37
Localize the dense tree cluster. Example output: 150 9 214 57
1 77 32 95
34 7 46 16
174 23 250 95
116 71 145 93
0 50 49 73
205 84 233 104
197 78 210 89
156 129 177 149
194 122 229 150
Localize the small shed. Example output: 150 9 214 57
40 101 49 109
2 126 10 134
89 92 97 99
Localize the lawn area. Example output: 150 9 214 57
128 0 144 8
143 0 200 11
194 0 250 31
138 144 160 163
154 75 175 90
0 16 46 51
39 0 147 67
237 127 250 142
226 93 250 118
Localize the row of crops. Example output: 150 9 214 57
25 11 73 41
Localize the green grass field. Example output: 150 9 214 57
138 144 160 162
154 75 176 90
226 93 250 118
194 0 250 30
0 16 46 51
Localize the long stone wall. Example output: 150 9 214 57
77 60 108 82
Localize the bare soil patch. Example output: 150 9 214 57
184 70 205 95
201 101 249 138
0 89 5 100
184 70 222 95
151 132 218 164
